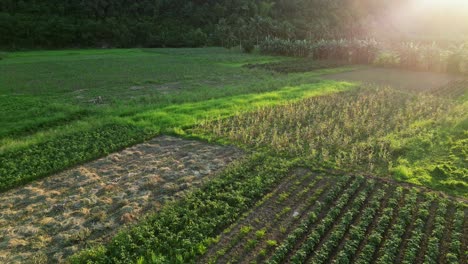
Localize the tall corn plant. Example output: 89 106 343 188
446 43 467 73
419 43 443 72
395 42 421 70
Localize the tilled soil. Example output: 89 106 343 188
0 136 242 263
321 67 460 92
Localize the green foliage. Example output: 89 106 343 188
374 51 400 67
266 240 277 247
240 226 253 235
334 188 388 264
242 41 256 54
0 0 387 49
255 229 267 239
259 38 379 63
260 38 468 74
376 189 419 264
260 38 313 57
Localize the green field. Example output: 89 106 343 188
0 48 355 191
0 48 466 263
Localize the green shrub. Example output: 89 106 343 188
242 41 256 53
374 51 400 67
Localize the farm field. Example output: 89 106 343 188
0 48 467 263
321 67 459 92
202 169 466 264
0 136 242 262
196 80 467 197
0 48 355 192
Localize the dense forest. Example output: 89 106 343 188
0 0 402 49
1 0 468 49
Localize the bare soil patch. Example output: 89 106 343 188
0 136 242 263
321 67 460 92
245 59 350 73
129 82 183 94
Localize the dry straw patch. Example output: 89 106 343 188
0 136 242 263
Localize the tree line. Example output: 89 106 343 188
0 0 401 49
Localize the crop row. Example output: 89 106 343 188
273 177 366 263
259 37 468 74
307 180 381 264
375 189 419 263
266 176 356 264
331 186 389 264
400 196 433 263
236 177 329 263
353 187 405 264
291 178 374 263
446 207 465 263
206 171 324 263
72 161 466 264
424 199 448 264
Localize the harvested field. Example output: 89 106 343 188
0 136 242 263
321 67 461 92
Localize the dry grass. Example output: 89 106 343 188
0 136 242 263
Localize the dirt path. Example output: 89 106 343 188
0 136 243 263
321 67 460 92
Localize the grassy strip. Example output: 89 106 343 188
0 123 154 191
69 154 298 263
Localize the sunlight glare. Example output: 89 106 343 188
414 0 468 9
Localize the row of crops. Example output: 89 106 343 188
259 38 468 74
201 170 467 264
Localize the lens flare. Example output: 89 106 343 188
415 0 468 8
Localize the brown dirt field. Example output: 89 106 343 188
321 67 461 92
0 136 242 263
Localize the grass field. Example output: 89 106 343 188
0 48 355 191
0 48 466 263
